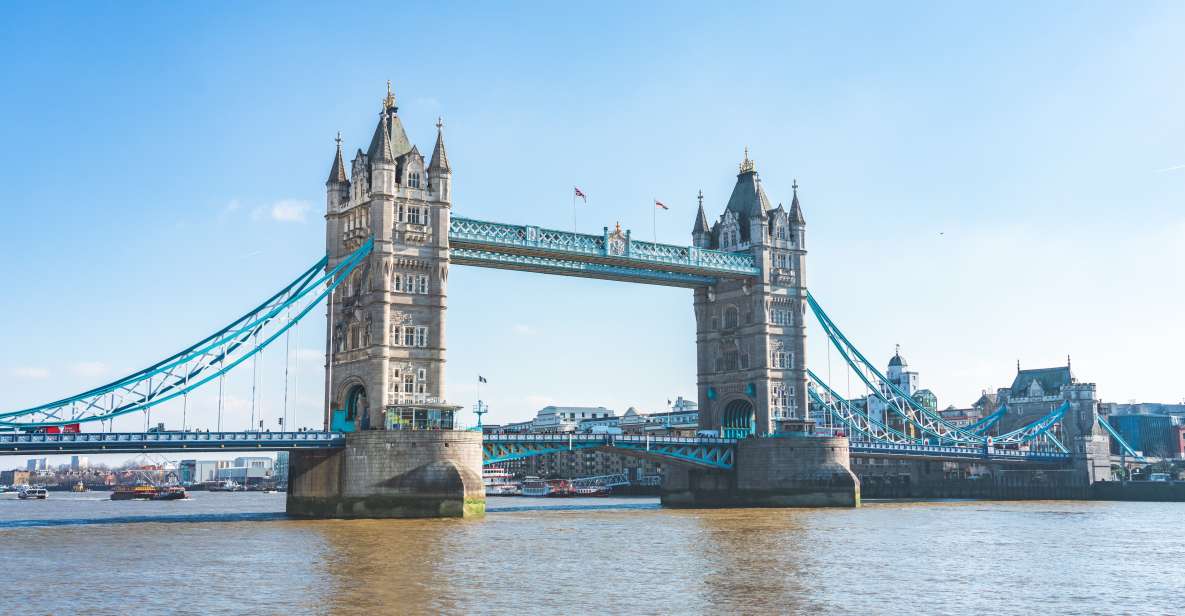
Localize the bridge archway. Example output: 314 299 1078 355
722 399 754 439
345 384 369 430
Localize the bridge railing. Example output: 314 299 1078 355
450 217 759 276
850 441 1071 461
0 431 342 447
483 433 737 446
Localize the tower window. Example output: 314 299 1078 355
724 306 738 329
408 172 421 189
392 272 403 292
417 274 429 294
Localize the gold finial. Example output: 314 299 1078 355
614 221 622 234
383 80 397 111
739 147 755 173
335 131 342 149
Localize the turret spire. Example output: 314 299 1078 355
326 131 348 185
692 189 710 234
429 116 451 174
789 178 805 225
739 146 756 174
383 80 397 112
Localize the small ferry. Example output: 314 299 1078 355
573 485 612 497
18 487 48 500
72 481 88 493
111 485 188 501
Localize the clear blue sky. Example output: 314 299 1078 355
1 2 1183 461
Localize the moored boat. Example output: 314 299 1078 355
18 487 48 500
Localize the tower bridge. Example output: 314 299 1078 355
0 83 1135 517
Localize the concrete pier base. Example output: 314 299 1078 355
661 436 860 508
286 431 485 519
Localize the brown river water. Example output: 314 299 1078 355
0 491 1181 615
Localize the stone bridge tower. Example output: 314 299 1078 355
289 83 482 520
692 151 808 436
323 82 457 432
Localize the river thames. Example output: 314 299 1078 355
1 492 1180 615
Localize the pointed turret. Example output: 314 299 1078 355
325 132 350 211
789 179 805 225
368 113 394 163
429 117 451 174
326 132 348 185
692 190 711 248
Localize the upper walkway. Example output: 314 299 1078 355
0 431 343 455
449 216 760 287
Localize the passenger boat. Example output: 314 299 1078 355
573 485 612 497
521 477 550 497
544 479 575 497
18 487 48 500
482 469 521 496
111 485 188 500
72 481 88 492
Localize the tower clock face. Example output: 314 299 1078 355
608 237 626 256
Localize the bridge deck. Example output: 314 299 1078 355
0 431 344 455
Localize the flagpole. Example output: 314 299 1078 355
652 199 657 243
572 189 577 234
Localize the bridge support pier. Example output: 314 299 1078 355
286 431 485 519
661 436 859 508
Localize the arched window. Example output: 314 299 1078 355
724 306 739 329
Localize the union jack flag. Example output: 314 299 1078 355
655 199 668 210
574 187 587 202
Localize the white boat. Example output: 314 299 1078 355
18 487 48 500
482 468 521 496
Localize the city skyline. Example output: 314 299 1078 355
2 3 1184 449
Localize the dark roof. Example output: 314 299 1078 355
888 353 906 368
366 111 412 164
428 119 450 174
721 168 772 242
1010 366 1074 396
692 200 711 234
789 184 805 225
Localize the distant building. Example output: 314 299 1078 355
531 406 616 433
1 470 31 486
1102 402 1185 418
274 452 290 486
26 458 47 472
70 456 89 471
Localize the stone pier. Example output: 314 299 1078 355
661 435 860 508
287 431 485 519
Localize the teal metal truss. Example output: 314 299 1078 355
0 431 345 455
1096 415 1147 462
449 216 759 287
482 434 736 469
0 239 374 429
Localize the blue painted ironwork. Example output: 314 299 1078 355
849 442 1071 463
1096 415 1147 463
449 247 719 287
449 216 759 285
966 404 1008 435
0 431 344 455
482 434 736 469
0 239 374 429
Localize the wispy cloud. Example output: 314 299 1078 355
269 199 312 223
1155 163 1185 173
71 361 108 378
512 324 535 335
12 367 49 379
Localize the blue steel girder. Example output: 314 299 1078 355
449 216 759 287
482 434 736 469
450 247 720 288
0 431 344 455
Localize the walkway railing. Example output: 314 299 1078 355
0 431 343 454
449 216 760 281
